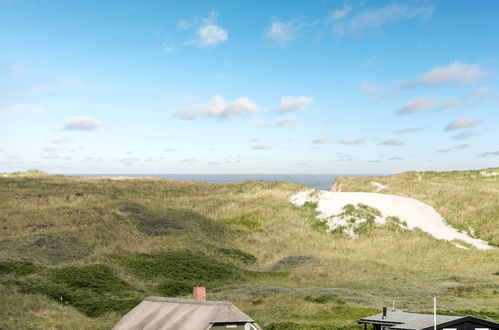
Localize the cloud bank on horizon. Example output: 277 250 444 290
1 0 498 174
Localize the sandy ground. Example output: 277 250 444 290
291 190 492 250
480 170 498 177
370 181 387 192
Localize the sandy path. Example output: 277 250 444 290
291 190 492 250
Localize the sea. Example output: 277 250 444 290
72 174 382 190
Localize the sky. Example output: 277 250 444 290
1 0 498 174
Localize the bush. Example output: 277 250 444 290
156 280 193 297
271 255 315 270
0 260 41 276
49 264 133 293
217 247 257 264
115 250 245 287
304 295 345 305
223 212 261 230
9 264 139 317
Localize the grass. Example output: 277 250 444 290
0 169 498 329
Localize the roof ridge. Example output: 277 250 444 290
144 296 232 306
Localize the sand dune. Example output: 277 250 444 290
291 190 493 250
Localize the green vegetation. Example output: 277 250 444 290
7 264 140 317
0 170 498 329
0 260 41 276
325 203 383 236
114 250 246 285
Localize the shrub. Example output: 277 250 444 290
9 264 139 317
271 255 315 270
156 280 193 297
304 295 345 305
223 212 262 230
115 250 245 287
217 247 257 264
49 264 133 293
0 260 41 276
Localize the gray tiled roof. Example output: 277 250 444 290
358 310 461 330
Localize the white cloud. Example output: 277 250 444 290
40 146 58 153
278 96 314 112
251 116 297 127
47 137 73 144
391 126 430 134
331 6 351 20
479 151 499 157
311 137 328 144
437 86 498 110
162 43 173 52
358 80 386 98
177 19 192 30
453 130 476 140
398 97 436 115
41 154 59 160
183 10 228 47
10 64 25 74
445 117 480 131
379 139 406 146
32 77 81 94
364 53 379 67
333 153 353 162
175 95 258 119
338 138 366 145
252 143 273 150
468 86 498 103
264 17 301 45
402 61 487 88
455 144 469 149
1 103 44 113
439 99 464 110
333 3 433 36
62 117 105 131
197 24 228 46
118 157 140 166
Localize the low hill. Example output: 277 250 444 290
0 170 498 329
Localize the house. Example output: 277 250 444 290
113 286 262 330
358 308 499 330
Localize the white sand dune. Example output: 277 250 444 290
370 181 387 192
291 190 493 250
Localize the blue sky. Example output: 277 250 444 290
1 0 498 174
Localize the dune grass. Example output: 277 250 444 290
0 170 498 329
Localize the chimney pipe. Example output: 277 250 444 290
382 307 387 319
193 286 206 301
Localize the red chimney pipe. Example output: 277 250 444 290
193 286 206 301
